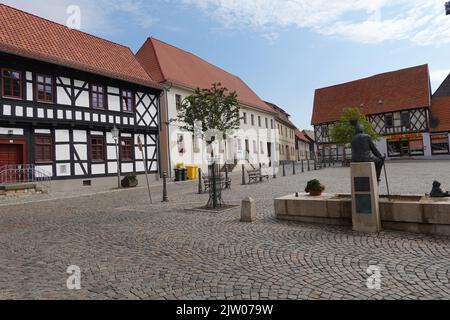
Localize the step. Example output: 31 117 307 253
0 183 38 191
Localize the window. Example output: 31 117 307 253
122 90 134 112
258 116 261 127
409 138 424 156
243 112 247 125
431 134 449 155
271 119 274 129
260 141 264 154
253 140 257 154
193 134 200 153
91 85 105 109
237 139 242 151
120 137 133 161
91 136 105 162
2 69 22 99
385 114 393 128
177 134 185 154
251 114 255 126
176 94 182 111
36 74 54 102
401 111 410 128
34 136 53 163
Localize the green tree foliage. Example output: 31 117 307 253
177 83 241 141
330 107 380 144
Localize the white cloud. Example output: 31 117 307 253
430 69 450 83
184 0 450 46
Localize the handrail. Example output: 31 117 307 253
0 164 52 193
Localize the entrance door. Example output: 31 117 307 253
0 144 23 183
245 139 249 160
400 140 409 157
267 142 272 167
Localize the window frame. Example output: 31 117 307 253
175 94 182 111
34 135 53 164
121 90 134 113
430 133 450 155
1 68 23 99
91 84 106 110
90 136 105 162
400 111 410 128
35 74 55 103
120 137 133 161
385 113 394 128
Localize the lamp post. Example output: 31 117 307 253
111 125 121 189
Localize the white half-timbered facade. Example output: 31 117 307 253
0 5 162 182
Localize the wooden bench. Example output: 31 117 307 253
247 169 269 184
202 174 231 192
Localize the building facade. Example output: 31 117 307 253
265 102 296 162
136 37 278 174
295 129 311 161
0 4 161 182
311 65 444 161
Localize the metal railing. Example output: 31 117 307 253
0 164 52 193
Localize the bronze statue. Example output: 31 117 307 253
430 181 450 197
350 120 385 182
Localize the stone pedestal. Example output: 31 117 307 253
351 162 381 233
241 197 256 222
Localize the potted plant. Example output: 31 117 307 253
305 179 325 196
121 174 138 188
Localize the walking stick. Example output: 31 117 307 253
383 154 390 200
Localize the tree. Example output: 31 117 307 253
330 107 380 144
177 83 241 156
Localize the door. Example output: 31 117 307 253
0 144 22 183
400 140 409 157
245 140 249 160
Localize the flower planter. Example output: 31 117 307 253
121 176 138 188
309 191 322 197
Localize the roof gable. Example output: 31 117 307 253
431 97 450 132
311 65 431 125
136 37 275 114
0 4 157 87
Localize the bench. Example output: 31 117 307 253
202 174 231 192
247 169 269 184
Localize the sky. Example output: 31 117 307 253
3 0 450 130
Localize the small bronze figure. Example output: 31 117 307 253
430 181 450 198
350 120 385 182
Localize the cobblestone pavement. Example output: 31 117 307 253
0 161 449 300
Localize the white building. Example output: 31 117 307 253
136 38 278 175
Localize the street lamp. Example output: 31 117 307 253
111 125 121 189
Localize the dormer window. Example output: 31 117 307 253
2 69 23 99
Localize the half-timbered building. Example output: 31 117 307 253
311 65 438 160
0 4 162 183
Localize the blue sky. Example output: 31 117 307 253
4 0 450 130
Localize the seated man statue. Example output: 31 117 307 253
430 181 450 197
350 120 385 182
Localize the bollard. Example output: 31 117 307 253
301 160 304 173
273 163 277 179
242 164 246 185
162 171 168 202
198 167 203 194
225 165 229 189
282 162 286 176
259 163 263 182
314 159 317 171
241 197 256 222
292 161 296 175
308 159 311 171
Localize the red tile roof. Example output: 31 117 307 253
312 65 431 125
136 37 275 114
302 130 315 142
430 97 450 132
0 4 159 88
295 129 309 143
265 101 296 128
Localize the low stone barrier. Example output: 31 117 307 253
275 194 450 236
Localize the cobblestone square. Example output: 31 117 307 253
1 161 449 300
